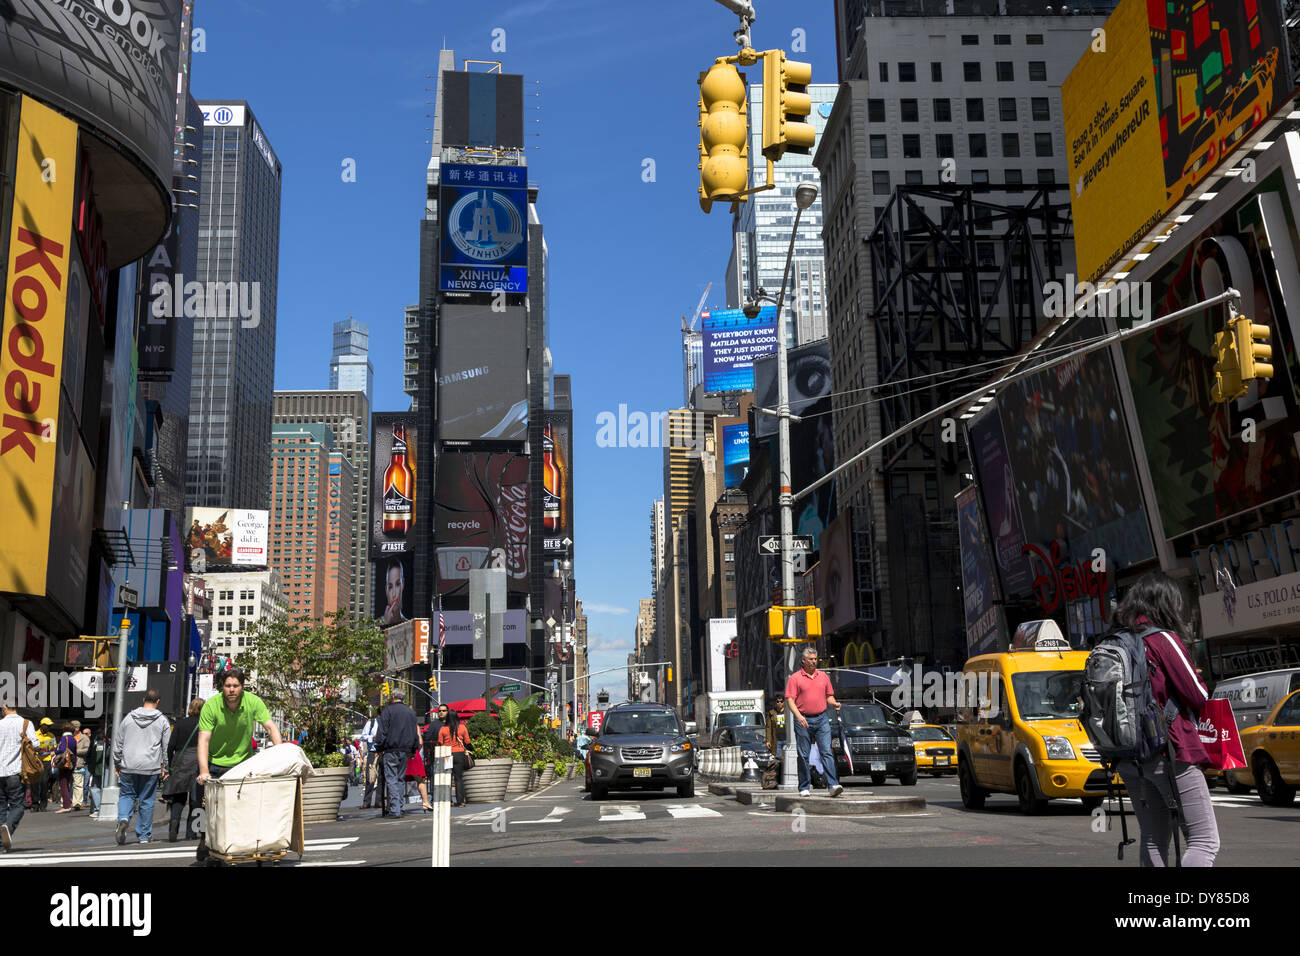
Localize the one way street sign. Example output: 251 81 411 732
758 535 814 555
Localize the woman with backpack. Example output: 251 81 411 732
53 724 77 812
1111 572 1219 867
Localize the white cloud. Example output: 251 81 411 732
582 603 631 616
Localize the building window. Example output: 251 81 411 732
969 134 987 158
972 169 990 184
1031 97 1050 122
999 97 1017 122
963 62 981 82
996 61 1014 82
900 98 918 122
925 474 940 500
1034 132 1053 157
898 62 915 82
890 474 909 498
994 34 1011 45
1037 168 1056 184
879 61 888 82
1005 168 1023 186
868 99 886 123
966 98 983 122
1002 133 1020 157
869 134 888 158
935 133 954 158
979 279 997 304
1027 34 1043 45
930 62 942 82
961 34 979 45
932 98 951 122
872 170 891 195
902 134 921 158
1029 61 1047 82
905 169 923 185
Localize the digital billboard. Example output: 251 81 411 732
723 423 749 488
753 340 832 438
956 486 1005 658
371 413 418 557
1064 0 1290 283
966 403 1033 599
1119 151 1300 540
439 163 528 293
183 509 269 573
438 610 528 645
0 97 78 601
816 509 856 635
438 305 528 442
702 306 779 392
375 552 416 628
787 395 837 551
542 410 573 556
434 453 530 595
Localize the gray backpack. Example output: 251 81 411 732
1081 626 1178 764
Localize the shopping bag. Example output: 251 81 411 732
1198 698 1246 771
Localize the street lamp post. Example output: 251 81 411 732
745 180 818 791
552 538 573 738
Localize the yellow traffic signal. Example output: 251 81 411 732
698 61 750 213
381 681 391 698
1233 316 1273 382
806 607 822 638
1210 328 1244 403
767 607 784 638
666 666 673 683
762 51 814 162
428 675 437 692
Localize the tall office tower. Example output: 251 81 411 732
403 304 419 404
682 329 703 405
329 316 374 409
187 100 282 511
273 391 371 617
662 409 703 529
726 83 837 347
812 2 1104 665
268 423 354 620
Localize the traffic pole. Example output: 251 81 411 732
431 744 450 867
100 614 132 822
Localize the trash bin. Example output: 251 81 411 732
204 775 302 860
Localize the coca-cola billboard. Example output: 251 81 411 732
434 453 530 596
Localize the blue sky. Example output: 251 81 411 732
195 0 837 694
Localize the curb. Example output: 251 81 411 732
773 793 926 815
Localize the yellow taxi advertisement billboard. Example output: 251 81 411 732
1064 0 1290 283
0 96 78 597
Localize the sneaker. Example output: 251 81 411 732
0 824 11 851
138 838 152 845
829 785 844 798
799 788 812 796
115 820 127 845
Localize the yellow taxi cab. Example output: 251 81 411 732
1234 689 1299 807
910 724 958 775
955 621 1120 815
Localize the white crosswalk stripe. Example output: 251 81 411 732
599 804 647 822
0 836 359 867
664 804 723 819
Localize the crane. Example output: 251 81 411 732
681 282 712 334
682 282 712 405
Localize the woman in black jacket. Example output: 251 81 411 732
163 699 204 842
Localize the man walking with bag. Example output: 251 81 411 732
374 691 418 818
112 689 172 845
785 647 844 798
0 696 42 851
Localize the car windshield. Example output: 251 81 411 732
602 711 681 736
837 704 891 728
718 712 762 728
731 727 767 749
1012 670 1085 720
910 726 953 741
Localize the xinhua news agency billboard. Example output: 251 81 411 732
1064 0 1291 283
439 163 528 293
702 306 778 392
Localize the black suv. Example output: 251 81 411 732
587 702 697 799
828 701 917 786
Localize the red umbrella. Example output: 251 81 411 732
444 697 504 718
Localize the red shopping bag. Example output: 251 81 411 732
1197 698 1246 771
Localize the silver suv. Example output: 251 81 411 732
588 703 697 800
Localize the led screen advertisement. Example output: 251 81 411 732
542 410 573 556
753 340 832 438
371 413 418 557
439 163 528 293
374 552 416 629
956 486 1005 658
438 305 528 442
786 396 836 551
1063 0 1290 283
723 423 749 488
966 404 1033 599
1119 154 1300 539
702 306 779 392
434 453 530 595
184 508 269 572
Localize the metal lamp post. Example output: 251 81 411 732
552 539 573 738
745 180 818 791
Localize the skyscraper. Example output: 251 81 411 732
330 316 374 409
187 100 282 511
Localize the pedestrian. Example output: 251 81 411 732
374 691 419 818
73 724 90 810
194 668 283 863
785 646 844 798
407 728 434 812
0 695 42 852
360 708 381 809
162 698 204 842
53 723 77 812
438 710 472 807
1112 572 1220 867
112 688 172 845
32 717 56 811
85 728 105 819
765 694 786 758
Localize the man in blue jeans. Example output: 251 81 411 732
112 689 171 845
373 691 418 817
785 647 844 798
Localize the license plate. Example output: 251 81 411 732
633 767 652 778
935 757 949 766
870 762 887 772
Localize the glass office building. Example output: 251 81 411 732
330 316 374 409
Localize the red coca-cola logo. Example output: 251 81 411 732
498 482 528 579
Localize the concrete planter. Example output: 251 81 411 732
302 766 349 824
537 762 556 787
463 758 512 803
505 761 531 796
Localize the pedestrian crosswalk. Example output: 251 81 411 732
458 802 726 827
0 836 359 867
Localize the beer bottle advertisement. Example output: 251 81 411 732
371 414 417 557
542 410 572 555
542 423 562 531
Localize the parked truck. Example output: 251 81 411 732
693 691 766 745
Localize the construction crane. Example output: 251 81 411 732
682 282 712 405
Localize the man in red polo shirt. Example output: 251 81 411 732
785 646 843 797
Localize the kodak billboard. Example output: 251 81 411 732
0 97 78 596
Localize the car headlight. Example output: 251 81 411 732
592 743 616 753
670 741 691 753
1042 736 1075 760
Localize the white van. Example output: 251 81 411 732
1212 668 1300 732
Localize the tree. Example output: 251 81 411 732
235 610 385 764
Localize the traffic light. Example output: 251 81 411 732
806 607 823 638
767 607 784 638
428 675 437 693
381 681 391 698
698 61 749 213
1210 328 1244 403
761 51 814 162
1233 315 1273 383
666 666 673 683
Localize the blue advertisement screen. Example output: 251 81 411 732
723 424 749 488
702 306 778 392
439 163 528 293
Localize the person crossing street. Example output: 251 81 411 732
785 647 844 798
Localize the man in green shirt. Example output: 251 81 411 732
194 669 282 862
